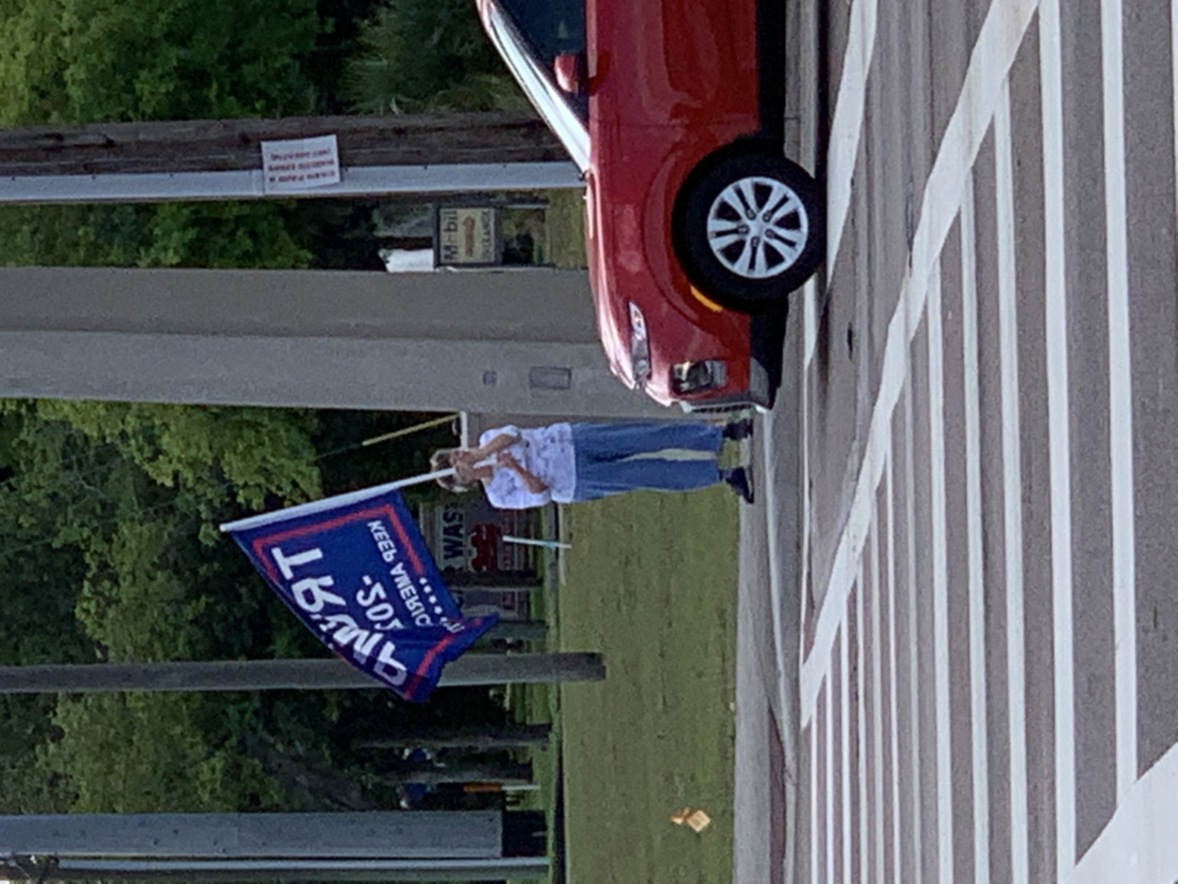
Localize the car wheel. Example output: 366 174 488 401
675 148 824 311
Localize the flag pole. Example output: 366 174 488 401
219 459 494 534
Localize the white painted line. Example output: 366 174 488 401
843 619 854 884
1064 740 1178 883
811 720 820 884
869 518 885 884
885 453 903 883
801 276 818 647
822 0 880 288
800 297 903 721
1174 0 1178 253
804 0 878 370
759 405 799 884
904 378 925 884
827 676 835 884
960 175 991 884
1101 0 1139 806
996 76 1030 884
1037 4 1078 877
858 565 869 884
804 268 819 379
927 262 955 883
799 0 1039 722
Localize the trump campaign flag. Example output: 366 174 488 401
221 484 497 703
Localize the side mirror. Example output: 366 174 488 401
554 52 587 96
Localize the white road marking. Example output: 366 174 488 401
759 406 799 884
819 0 880 321
827 677 835 884
960 174 991 884
857 564 869 883
885 453 903 883
810 721 819 884
799 0 1039 722
869 518 885 884
1101 0 1139 806
805 0 879 369
1174 0 1178 253
927 262 955 883
1038 2 1078 876
904 376 924 884
844 617 855 884
1065 741 1178 883
812 715 820 884
996 76 1031 884
802 278 817 643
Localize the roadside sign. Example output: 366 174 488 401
261 135 341 193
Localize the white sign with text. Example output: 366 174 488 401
260 134 341 192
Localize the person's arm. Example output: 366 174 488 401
498 451 548 495
470 431 521 462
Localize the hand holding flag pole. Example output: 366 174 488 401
220 459 492 534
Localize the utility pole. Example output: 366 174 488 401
0 113 581 203
0 654 605 694
0 812 504 859
0 811 553 881
0 266 673 419
6 857 551 882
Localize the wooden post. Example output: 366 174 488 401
485 621 548 642
376 762 532 787
0 113 565 175
353 723 552 752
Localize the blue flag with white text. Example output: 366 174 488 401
223 487 497 703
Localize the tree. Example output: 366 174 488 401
0 0 321 125
342 0 527 114
0 399 331 812
0 0 328 270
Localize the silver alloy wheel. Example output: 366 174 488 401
706 175 809 280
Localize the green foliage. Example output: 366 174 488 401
0 399 339 811
0 0 321 125
342 0 523 113
38 693 284 812
0 0 524 818
0 202 315 270
0 0 324 271
31 400 323 514
0 401 507 815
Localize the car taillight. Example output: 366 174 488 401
670 360 727 394
627 301 652 386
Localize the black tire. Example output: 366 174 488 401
673 148 824 312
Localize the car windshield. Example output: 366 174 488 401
485 0 589 171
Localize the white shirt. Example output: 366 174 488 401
479 423 577 509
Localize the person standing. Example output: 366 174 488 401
430 418 754 509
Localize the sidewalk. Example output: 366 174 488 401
730 0 820 876
733 490 789 884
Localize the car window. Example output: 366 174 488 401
498 0 586 62
485 2 590 171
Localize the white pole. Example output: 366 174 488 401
218 468 458 533
501 536 572 551
219 456 496 534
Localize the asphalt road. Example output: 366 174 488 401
735 0 1178 881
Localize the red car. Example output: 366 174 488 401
476 0 823 410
